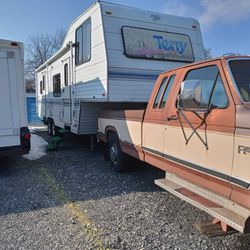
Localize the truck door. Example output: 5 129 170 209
164 62 235 185
62 59 71 125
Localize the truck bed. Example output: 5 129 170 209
98 109 145 152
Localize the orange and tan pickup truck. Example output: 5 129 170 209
98 56 250 233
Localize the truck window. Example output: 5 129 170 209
153 77 168 109
53 74 61 97
75 19 91 66
210 75 229 108
159 75 176 109
229 59 250 102
183 65 228 109
64 63 69 86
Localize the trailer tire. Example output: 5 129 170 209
48 119 58 136
108 133 127 172
47 119 53 136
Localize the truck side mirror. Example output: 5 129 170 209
177 80 207 112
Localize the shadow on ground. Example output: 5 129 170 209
0 130 164 217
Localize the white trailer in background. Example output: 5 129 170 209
0 39 30 157
36 1 205 136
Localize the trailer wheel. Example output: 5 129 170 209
47 119 53 136
108 133 127 172
47 119 58 136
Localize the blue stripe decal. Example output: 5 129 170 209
109 71 159 80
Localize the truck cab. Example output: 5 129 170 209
98 56 250 233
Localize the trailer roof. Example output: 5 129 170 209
36 1 201 73
0 39 23 48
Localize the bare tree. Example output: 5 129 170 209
25 29 66 92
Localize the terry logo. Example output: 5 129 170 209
153 35 187 54
238 145 250 154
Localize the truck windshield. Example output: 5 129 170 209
229 59 250 102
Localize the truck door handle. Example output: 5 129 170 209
167 115 178 121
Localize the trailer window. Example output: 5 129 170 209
53 74 61 97
153 77 168 109
40 81 43 94
122 26 194 62
75 19 91 66
64 63 69 86
159 75 176 109
42 75 45 91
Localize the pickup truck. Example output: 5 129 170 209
98 56 250 233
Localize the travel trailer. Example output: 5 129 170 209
98 56 250 233
0 39 30 157
36 1 205 136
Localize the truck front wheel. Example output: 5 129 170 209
108 133 127 172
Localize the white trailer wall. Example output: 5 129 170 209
101 2 204 102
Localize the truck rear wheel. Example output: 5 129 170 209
108 133 127 172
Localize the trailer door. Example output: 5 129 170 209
62 59 71 125
0 50 20 147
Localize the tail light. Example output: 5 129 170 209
24 133 31 140
20 127 31 150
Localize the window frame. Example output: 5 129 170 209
75 18 91 66
53 73 61 97
182 65 229 110
152 77 169 109
121 26 195 62
159 74 176 109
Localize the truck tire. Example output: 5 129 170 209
108 133 127 172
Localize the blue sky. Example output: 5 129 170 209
1 0 250 57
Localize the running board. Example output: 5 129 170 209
155 172 250 233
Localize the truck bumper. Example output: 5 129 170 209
0 127 31 158
0 145 30 157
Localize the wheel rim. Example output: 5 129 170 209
110 143 118 165
48 122 51 134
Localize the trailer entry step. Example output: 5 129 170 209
155 172 250 233
58 128 69 134
47 136 63 151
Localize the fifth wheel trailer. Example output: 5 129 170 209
36 1 205 135
0 39 30 157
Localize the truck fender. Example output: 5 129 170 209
105 126 119 142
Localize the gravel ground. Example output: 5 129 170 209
0 129 250 250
